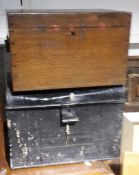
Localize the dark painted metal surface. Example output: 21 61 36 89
6 86 125 109
6 86 125 169
7 103 123 169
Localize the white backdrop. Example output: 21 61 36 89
0 0 139 54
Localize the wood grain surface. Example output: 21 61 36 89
7 11 131 92
127 74 139 103
128 56 139 68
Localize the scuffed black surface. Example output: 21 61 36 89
7 104 123 169
6 86 125 169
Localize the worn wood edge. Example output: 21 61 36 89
127 74 135 103
124 104 139 112
128 56 139 68
7 9 131 15
126 74 139 103
12 82 127 92
128 56 139 60
0 98 9 174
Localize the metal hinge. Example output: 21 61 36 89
5 36 10 52
20 0 23 6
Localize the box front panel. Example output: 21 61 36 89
9 27 129 91
7 104 123 168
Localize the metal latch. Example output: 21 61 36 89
61 106 79 145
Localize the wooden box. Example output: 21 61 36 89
7 10 131 92
127 74 139 103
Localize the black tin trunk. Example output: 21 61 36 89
6 86 125 169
